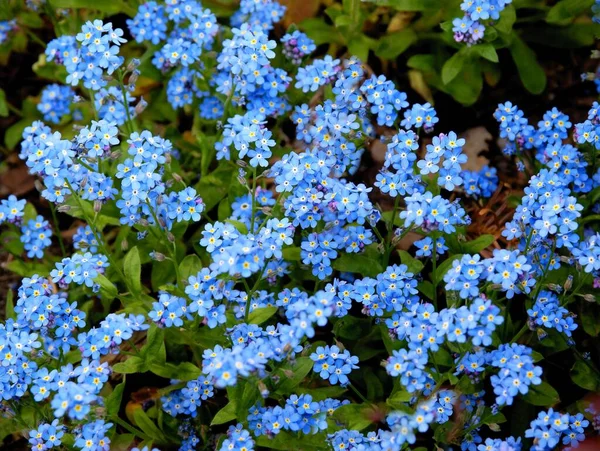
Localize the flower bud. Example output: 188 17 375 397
583 294 597 303
237 159 248 168
57 205 71 213
563 275 573 291
172 173 183 183
34 180 44 192
150 251 166 261
167 232 175 242
134 99 147 116
93 200 102 213
127 58 141 72
121 239 129 252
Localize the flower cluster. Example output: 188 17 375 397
2 1 600 451
453 0 513 45
310 345 359 385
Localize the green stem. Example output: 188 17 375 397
348 382 372 405
431 236 438 309
66 180 133 293
49 202 66 257
23 28 47 48
144 200 181 287
243 262 269 322
118 72 136 134
250 167 258 233
87 88 98 121
110 415 148 439
510 324 529 344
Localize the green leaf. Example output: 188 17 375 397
333 315 372 340
132 409 167 444
0 89 8 117
347 34 373 62
510 35 547 95
4 260 53 277
51 0 137 15
494 4 517 33
211 401 238 425
178 254 203 281
523 381 560 406
398 250 424 274
433 255 463 286
297 386 348 401
282 247 301 261
275 357 314 395
376 29 417 59
5 119 30 150
195 165 234 211
331 404 377 431
571 359 600 391
95 274 118 301
106 380 126 416
123 246 142 296
581 302 600 337
461 234 495 253
547 0 594 24
386 389 412 408
333 253 383 278
149 362 202 381
151 260 176 291
473 44 499 63
300 18 345 46
142 325 165 366
417 280 435 300
0 230 25 256
256 431 328 450
366 0 439 10
113 356 146 374
5 288 15 320
248 306 279 325
442 49 468 85
522 23 600 48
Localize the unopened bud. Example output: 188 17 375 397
73 95 84 103
377 243 385 254
110 151 121 159
488 423 501 432
583 294 597 303
151 251 166 261
167 232 175 242
121 239 129 252
128 69 140 84
34 180 44 192
560 255 572 263
165 153 172 164
237 175 248 187
134 99 147 115
139 218 149 227
282 369 294 378
158 217 167 228
172 173 183 183
127 58 140 72
156 195 164 206
237 159 248 168
102 74 114 82
547 283 560 292
57 205 71 213
93 200 102 213
80 175 88 187
563 275 573 291
258 381 269 398
261 206 272 215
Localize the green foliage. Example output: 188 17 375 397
300 0 598 104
